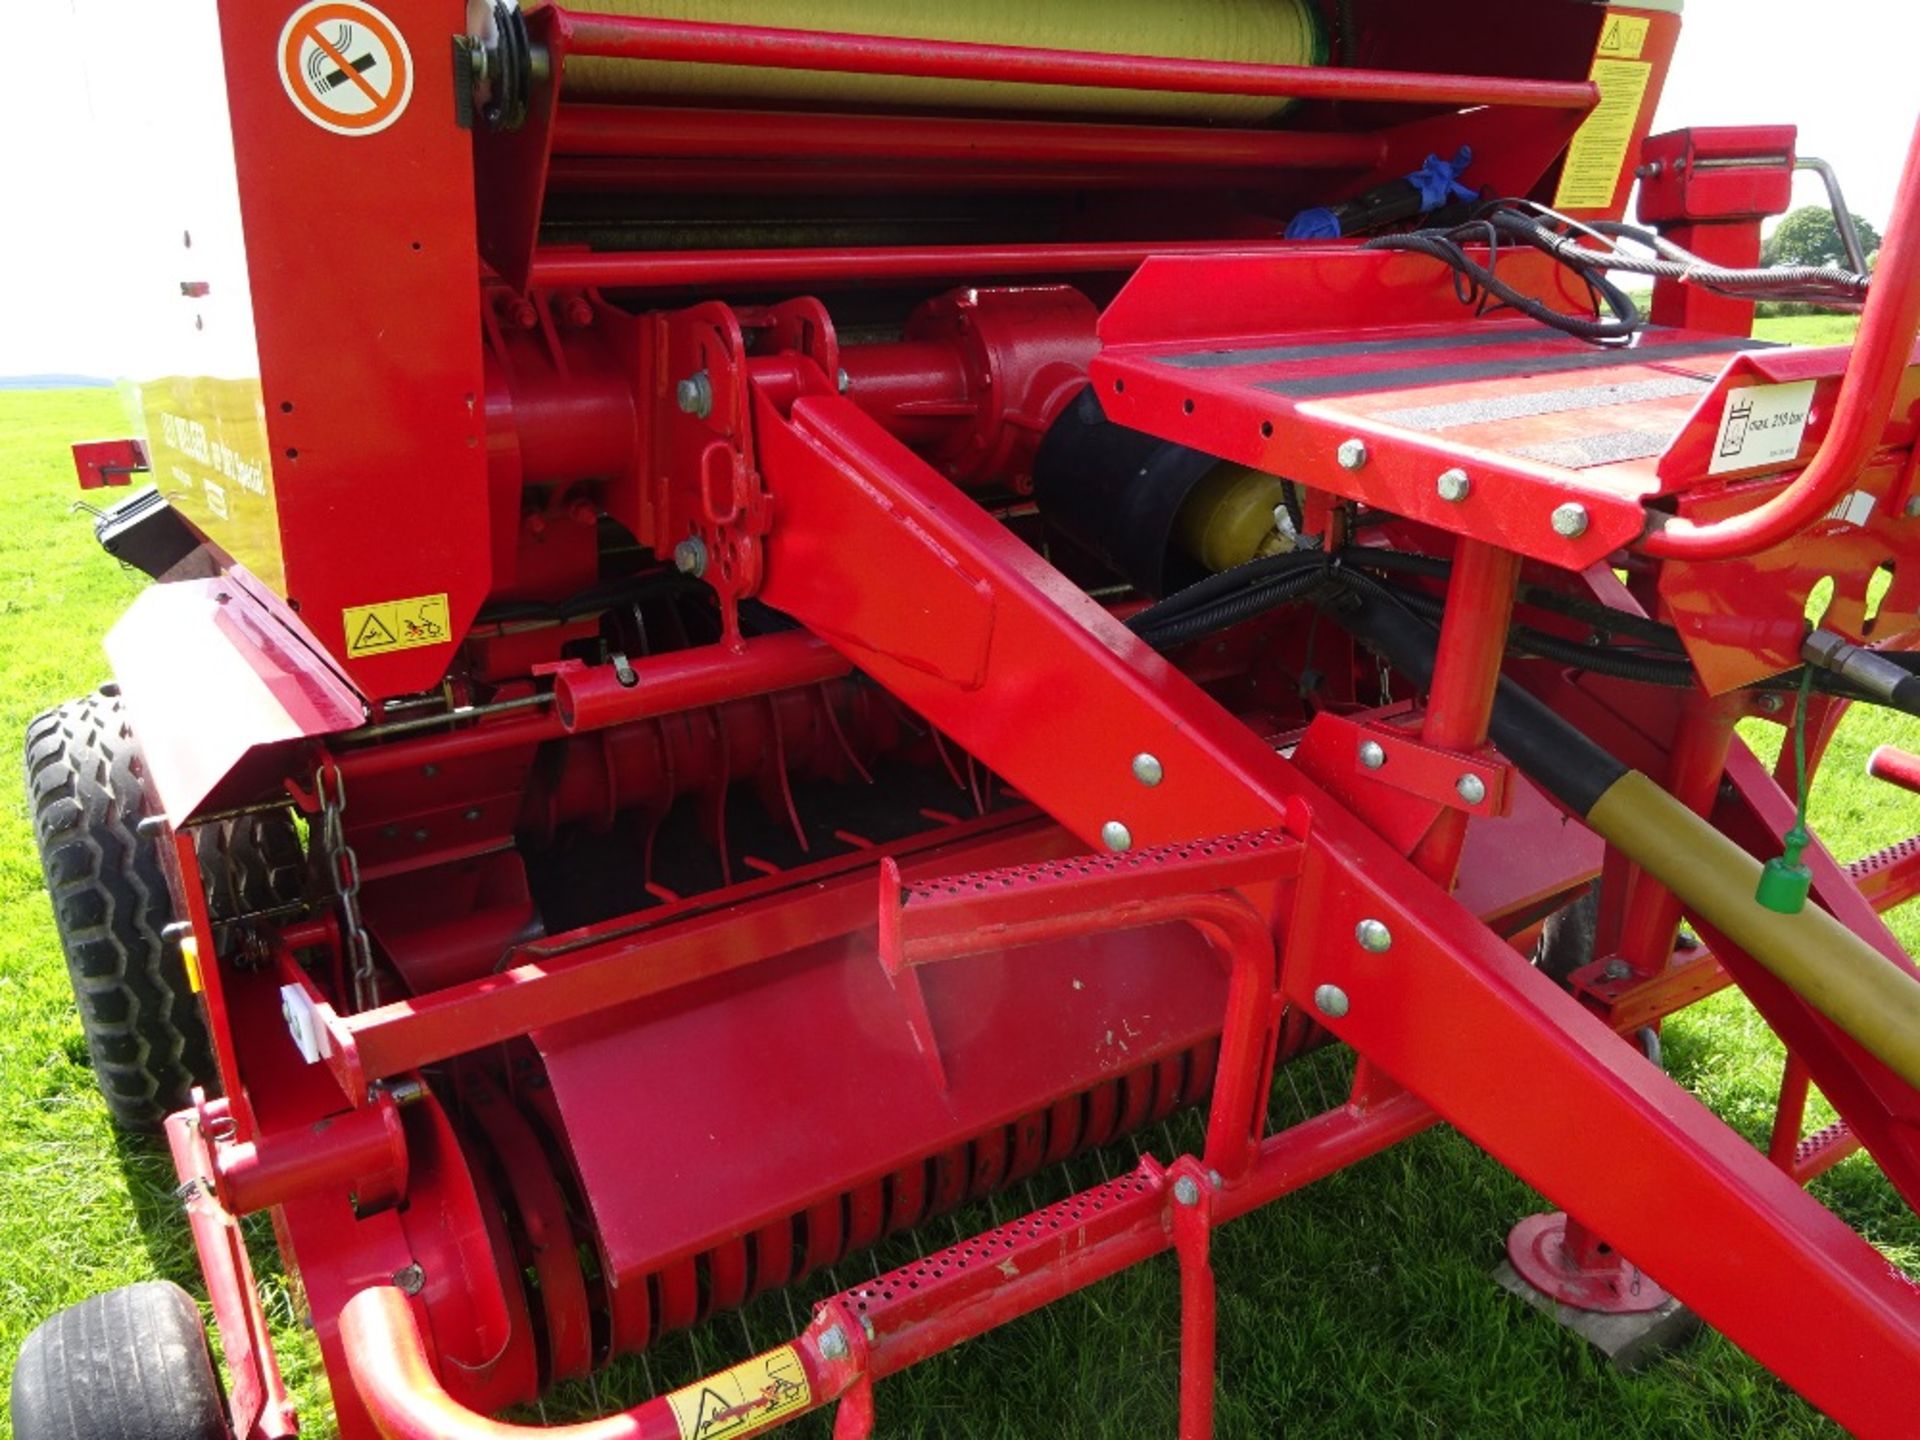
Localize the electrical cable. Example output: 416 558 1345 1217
1364 200 1870 346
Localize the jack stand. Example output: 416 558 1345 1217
1497 1213 1701 1369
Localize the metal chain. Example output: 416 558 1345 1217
315 762 380 1011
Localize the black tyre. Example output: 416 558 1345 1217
11 1282 229 1440
1533 883 1599 987
25 687 216 1131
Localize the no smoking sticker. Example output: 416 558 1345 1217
279 1 413 136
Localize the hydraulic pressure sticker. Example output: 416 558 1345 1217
664 1345 811 1439
342 592 451 658
1552 12 1655 211
279 1 414 137
1710 381 1817 475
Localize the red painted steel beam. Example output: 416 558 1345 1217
549 103 1388 171
550 8 1598 111
527 240 1300 293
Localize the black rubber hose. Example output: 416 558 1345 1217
1324 574 1628 815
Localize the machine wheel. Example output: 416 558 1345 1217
11 1282 230 1440
25 687 216 1131
1533 883 1599 988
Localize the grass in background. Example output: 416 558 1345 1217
0 385 1914 1439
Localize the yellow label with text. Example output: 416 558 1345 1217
1553 57 1653 211
342 593 452 658
1597 13 1650 60
665 1345 811 1439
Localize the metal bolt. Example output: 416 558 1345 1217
675 371 713 419
1208 1169 1223 1191
1355 918 1392 953
673 536 708 577
464 807 482 822
1550 502 1591 539
1602 959 1635 982
1173 1175 1200 1206
818 1326 849 1361
837 367 852 394
1756 692 1786 715
393 1263 426 1296
1455 773 1487 805
1436 468 1472 503
1101 820 1133 853
1336 438 1369 471
1130 753 1164 787
1906 497 1920 519
1357 739 1386 770
1313 983 1350 1018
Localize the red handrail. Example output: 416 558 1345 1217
549 7 1598 112
1642 116 1920 561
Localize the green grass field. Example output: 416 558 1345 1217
0 369 1914 1439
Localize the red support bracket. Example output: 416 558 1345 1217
1296 710 1511 820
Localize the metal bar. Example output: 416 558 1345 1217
549 102 1388 170
1797 156 1871 276
528 240 1303 293
1641 116 1920 559
1869 744 1920 795
327 817 1064 1091
1408 540 1521 884
551 8 1598 111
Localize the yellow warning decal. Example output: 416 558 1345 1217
180 936 203 995
664 1345 811 1439
1597 14 1650 60
1553 56 1653 211
342 592 451 658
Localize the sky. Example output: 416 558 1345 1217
2 0 1916 377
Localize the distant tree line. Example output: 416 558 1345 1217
1753 205 1879 316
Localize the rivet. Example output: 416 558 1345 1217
1101 820 1133 853
1358 739 1386 770
1905 497 1920 519
1550 502 1591 539
1336 438 1369 471
1455 773 1487 805
1130 753 1164 787
1173 1175 1200 1206
1355 918 1392 953
1437 468 1472 502
837 367 852 394
393 1263 425 1296
1314 983 1351 1018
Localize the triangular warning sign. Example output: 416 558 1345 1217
1600 18 1623 52
353 612 398 651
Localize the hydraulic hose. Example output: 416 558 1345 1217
1326 580 1920 1090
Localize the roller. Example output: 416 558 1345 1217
554 0 1327 121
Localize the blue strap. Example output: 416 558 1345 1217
1284 208 1343 241
1407 146 1477 210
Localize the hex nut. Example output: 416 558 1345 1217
1550 502 1591 539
